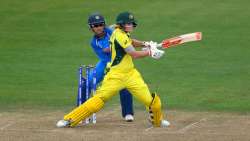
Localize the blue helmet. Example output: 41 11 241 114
88 13 105 26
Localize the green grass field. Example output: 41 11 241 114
0 0 249 113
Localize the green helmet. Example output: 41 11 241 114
116 12 137 27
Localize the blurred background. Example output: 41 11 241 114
0 0 249 113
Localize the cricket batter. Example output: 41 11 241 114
57 11 170 127
82 13 134 121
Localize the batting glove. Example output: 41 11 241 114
143 41 157 47
148 42 165 59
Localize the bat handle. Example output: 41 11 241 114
157 43 163 48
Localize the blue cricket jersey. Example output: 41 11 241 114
90 27 113 63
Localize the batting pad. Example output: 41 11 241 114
149 93 163 127
64 96 104 127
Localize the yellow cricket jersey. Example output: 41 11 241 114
108 28 134 72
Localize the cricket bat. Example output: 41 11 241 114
158 32 202 48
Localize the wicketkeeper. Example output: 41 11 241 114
57 11 170 128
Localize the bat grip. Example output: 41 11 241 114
157 43 163 48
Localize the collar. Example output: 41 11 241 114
117 28 130 37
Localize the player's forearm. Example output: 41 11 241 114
128 50 149 59
132 39 145 47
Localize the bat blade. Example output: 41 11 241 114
160 32 202 48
